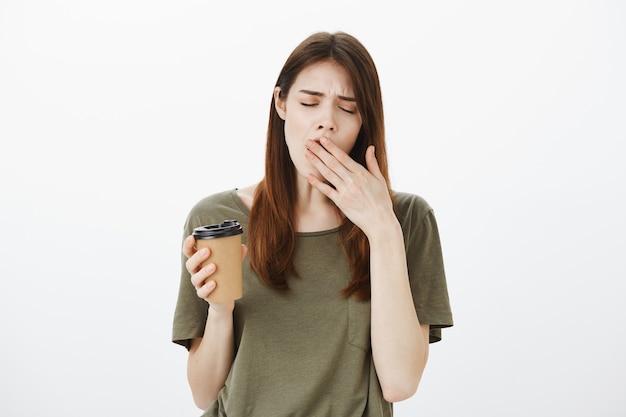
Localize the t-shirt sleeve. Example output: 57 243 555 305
171 190 251 349
171 213 210 350
398 194 453 343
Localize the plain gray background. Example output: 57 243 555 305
1 0 624 415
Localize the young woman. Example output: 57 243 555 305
172 31 453 416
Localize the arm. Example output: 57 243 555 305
368 220 429 402
305 138 428 402
187 312 234 409
182 235 246 409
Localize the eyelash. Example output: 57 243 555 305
300 103 356 114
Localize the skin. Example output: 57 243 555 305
183 60 430 408
277 60 364 231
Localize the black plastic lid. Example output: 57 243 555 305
193 220 243 239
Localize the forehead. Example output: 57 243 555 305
292 60 355 93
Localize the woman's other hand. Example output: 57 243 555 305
305 137 395 237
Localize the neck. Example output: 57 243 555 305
294 175 342 232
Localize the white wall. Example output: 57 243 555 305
1 1 624 415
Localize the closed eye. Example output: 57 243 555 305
300 102 356 114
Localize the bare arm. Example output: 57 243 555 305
368 221 429 402
305 138 429 402
187 313 234 409
182 235 246 409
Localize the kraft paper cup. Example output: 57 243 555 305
193 220 243 303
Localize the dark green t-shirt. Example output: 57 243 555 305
172 189 453 416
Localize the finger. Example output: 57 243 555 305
182 235 197 258
305 147 343 187
185 246 211 274
196 279 216 300
306 138 354 179
318 136 362 172
307 173 339 201
190 261 216 288
365 145 384 180
241 244 248 261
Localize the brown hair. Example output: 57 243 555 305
247 31 392 300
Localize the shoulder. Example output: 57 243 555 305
235 183 257 210
183 189 249 234
392 191 434 226
187 189 237 216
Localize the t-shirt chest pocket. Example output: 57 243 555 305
347 296 371 351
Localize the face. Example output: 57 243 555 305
274 60 363 180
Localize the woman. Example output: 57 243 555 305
172 31 453 416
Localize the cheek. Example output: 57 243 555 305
283 123 301 152
335 136 358 156
283 113 307 141
341 123 362 153
283 121 306 159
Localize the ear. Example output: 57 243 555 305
274 87 286 120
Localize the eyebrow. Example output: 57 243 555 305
298 89 356 102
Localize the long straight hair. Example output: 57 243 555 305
247 31 393 300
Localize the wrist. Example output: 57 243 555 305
208 301 235 318
365 215 402 242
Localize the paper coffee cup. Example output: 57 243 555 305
192 220 244 303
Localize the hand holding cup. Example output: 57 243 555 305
183 220 247 311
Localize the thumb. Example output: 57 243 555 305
365 145 383 179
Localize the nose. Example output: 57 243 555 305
316 105 336 132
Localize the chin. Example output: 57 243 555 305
292 160 317 179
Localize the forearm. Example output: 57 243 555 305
369 220 428 402
187 308 234 410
